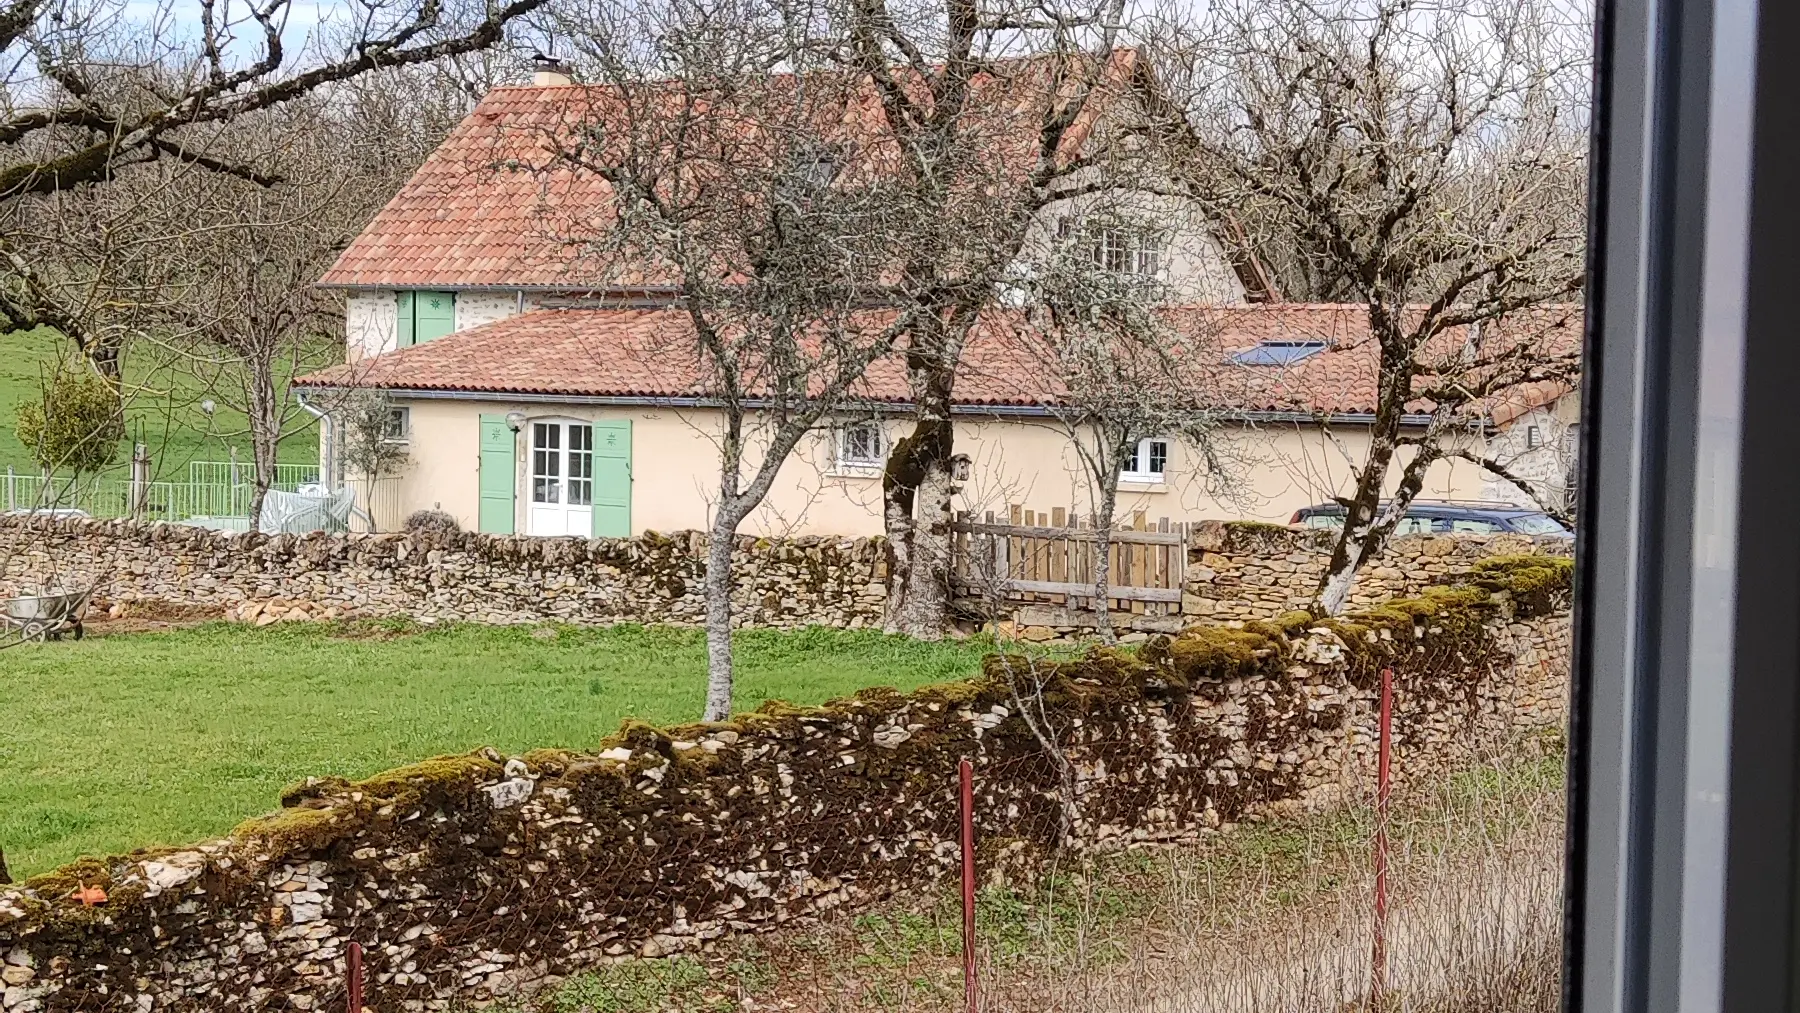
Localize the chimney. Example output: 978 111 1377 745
532 54 572 87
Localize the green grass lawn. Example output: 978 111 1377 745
0 621 1000 879
0 328 326 482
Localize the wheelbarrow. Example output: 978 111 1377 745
4 584 97 642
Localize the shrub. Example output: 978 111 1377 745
14 366 125 477
404 509 461 535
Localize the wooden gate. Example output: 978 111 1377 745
949 507 1190 617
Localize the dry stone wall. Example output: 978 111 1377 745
0 518 887 630
0 558 1572 1013
1179 520 1572 621
0 517 1569 635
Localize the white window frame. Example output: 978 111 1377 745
834 420 886 474
382 406 412 445
1087 227 1165 278
1121 437 1170 484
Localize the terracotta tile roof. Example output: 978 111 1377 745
1165 303 1584 419
294 303 1583 423
318 56 1136 290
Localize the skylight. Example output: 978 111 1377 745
1230 340 1330 366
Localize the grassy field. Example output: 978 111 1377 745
0 621 1000 879
0 328 325 481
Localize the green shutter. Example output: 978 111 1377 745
396 292 415 347
396 290 456 346
478 414 516 534
591 419 632 537
416 291 456 342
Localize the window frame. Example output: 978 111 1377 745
834 420 886 473
381 406 412 445
1120 437 1170 484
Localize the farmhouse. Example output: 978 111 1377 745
296 62 1580 537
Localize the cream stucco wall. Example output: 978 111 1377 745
371 398 1491 536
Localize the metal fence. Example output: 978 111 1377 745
186 460 321 489
0 461 394 531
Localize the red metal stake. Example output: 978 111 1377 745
1370 667 1394 1009
959 757 978 1013
347 940 364 1013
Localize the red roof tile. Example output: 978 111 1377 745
295 303 1582 422
318 57 1135 290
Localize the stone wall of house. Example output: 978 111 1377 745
0 517 1570 637
0 518 889 630
0 558 1572 1013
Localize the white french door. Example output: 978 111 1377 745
528 421 594 536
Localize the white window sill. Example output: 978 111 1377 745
1119 477 1168 492
828 463 884 479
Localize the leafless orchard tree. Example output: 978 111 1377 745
0 0 552 381
1021 247 1241 641
545 0 919 720
819 0 1168 638
1149 0 1589 614
32 68 479 525
157 128 350 526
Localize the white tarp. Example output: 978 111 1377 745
257 485 361 534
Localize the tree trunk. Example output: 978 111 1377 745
245 355 280 532
1314 438 1438 617
1090 469 1121 643
1312 312 1413 617
882 414 955 638
702 512 739 722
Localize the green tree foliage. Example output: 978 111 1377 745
14 366 125 477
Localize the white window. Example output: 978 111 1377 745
1122 438 1169 482
383 407 411 444
1526 425 1543 449
837 421 885 470
1133 239 1163 277
1091 229 1164 277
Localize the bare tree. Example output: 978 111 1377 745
813 7 1183 639
0 0 551 379
1151 0 1588 614
1022 241 1241 640
544 0 914 721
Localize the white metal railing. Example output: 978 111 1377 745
187 459 320 490
0 461 387 530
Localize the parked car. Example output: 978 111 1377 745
1289 500 1572 537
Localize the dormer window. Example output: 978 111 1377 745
1054 217 1163 277
1094 229 1162 277
1231 340 1329 366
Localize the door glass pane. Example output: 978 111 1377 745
532 423 561 504
568 425 593 506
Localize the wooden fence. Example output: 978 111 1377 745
949 506 1193 617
